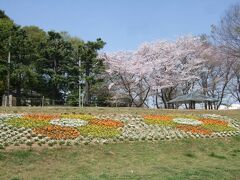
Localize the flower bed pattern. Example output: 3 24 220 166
33 125 80 140
143 114 239 135
0 113 239 148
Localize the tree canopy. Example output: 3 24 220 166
0 10 108 106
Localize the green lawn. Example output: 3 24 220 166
0 106 240 118
0 107 240 180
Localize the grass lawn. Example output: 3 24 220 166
0 106 240 119
0 107 240 179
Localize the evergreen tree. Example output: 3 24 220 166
78 38 107 106
37 31 74 104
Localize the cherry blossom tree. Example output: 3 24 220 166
102 36 209 108
101 51 150 107
228 61 240 103
210 3 240 108
198 45 236 109
136 36 208 108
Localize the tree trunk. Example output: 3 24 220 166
155 90 159 109
16 73 22 106
205 102 207 110
84 80 90 105
161 89 168 109
16 85 21 106
84 63 91 106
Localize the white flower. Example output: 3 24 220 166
201 114 223 119
0 114 22 121
173 118 202 126
201 114 233 122
50 118 88 127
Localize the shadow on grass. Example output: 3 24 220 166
10 176 21 180
11 150 33 159
0 152 6 160
208 152 227 159
184 152 196 158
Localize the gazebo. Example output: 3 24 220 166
168 92 219 109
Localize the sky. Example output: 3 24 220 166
0 0 239 52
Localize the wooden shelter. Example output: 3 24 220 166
168 92 219 109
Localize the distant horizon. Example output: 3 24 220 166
0 0 239 52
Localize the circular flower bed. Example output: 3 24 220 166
33 125 80 140
143 114 239 135
173 118 202 126
50 118 88 127
0 113 239 149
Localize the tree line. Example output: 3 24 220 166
0 10 109 106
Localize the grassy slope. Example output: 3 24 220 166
0 106 240 118
0 107 240 180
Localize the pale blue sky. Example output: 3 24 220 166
0 0 239 52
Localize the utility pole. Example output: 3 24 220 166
78 59 82 107
7 37 11 106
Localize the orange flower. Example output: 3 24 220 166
199 118 228 126
177 125 212 135
33 125 80 139
89 119 124 128
23 114 60 121
144 115 172 121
